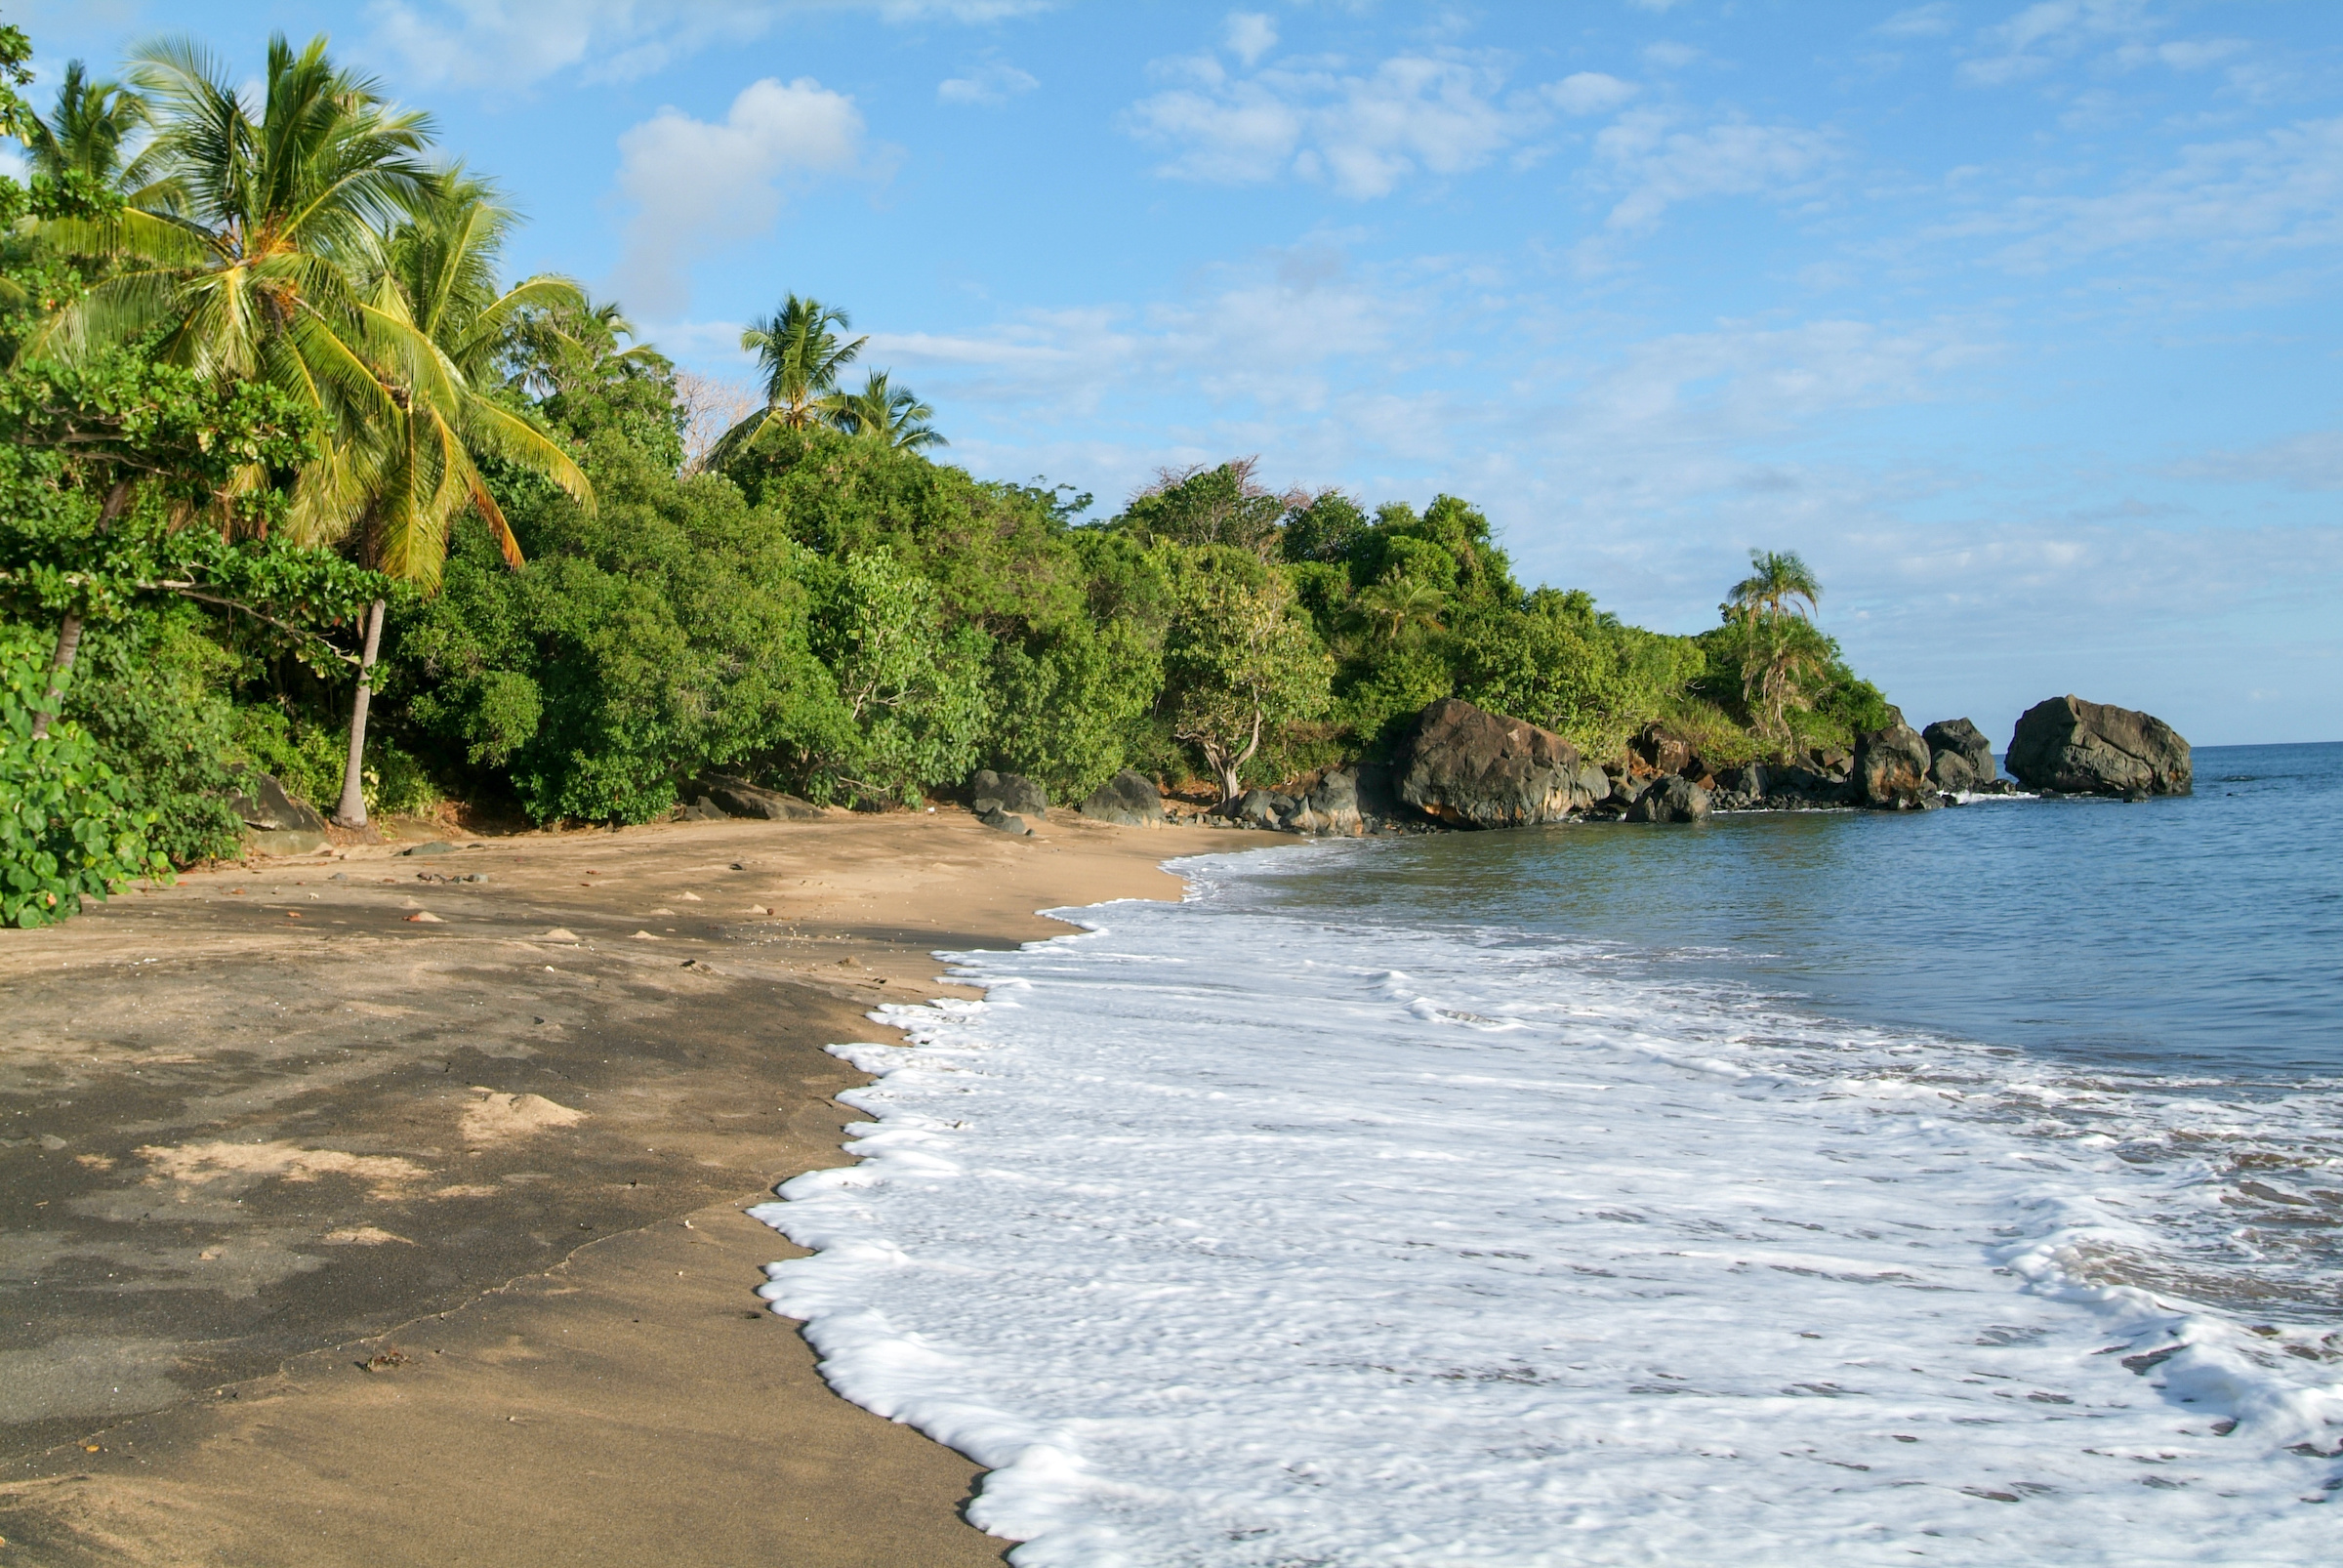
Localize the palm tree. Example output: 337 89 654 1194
1353 576 1448 645
1720 551 1827 752
1725 549 1821 626
501 294 669 402
15 37 437 757
321 176 595 826
824 369 946 450
24 62 161 190
716 294 865 459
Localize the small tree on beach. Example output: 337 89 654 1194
1162 549 1331 804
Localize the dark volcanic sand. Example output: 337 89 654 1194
0 811 1208 1565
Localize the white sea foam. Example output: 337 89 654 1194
752 848 2343 1566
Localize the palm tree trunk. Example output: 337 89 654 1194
25 615 85 742
334 598 387 829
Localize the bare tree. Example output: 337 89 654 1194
674 371 762 474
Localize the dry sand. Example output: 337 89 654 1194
0 806 1284 1566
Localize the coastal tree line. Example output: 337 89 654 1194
0 24 1889 927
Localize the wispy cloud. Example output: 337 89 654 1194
367 0 1054 89
1939 114 2343 271
939 59 1040 107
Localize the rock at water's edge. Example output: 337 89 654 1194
1080 769 1166 827
1921 718 1996 792
1396 698 1591 829
2005 696 2192 797
1855 723 1937 810
1626 775 1711 823
970 769 1048 820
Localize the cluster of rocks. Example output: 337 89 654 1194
678 775 825 822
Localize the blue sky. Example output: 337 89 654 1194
16 0 2343 746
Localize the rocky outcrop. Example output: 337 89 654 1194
1395 698 1595 829
1080 769 1166 826
693 776 826 821
970 769 1047 820
977 806 1032 836
1854 723 1938 810
226 766 327 855
1626 775 1711 823
1285 763 1400 836
1625 723 1694 779
1921 719 1996 793
2005 696 2192 798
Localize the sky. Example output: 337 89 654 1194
13 0 2343 747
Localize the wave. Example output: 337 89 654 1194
752 850 2343 1566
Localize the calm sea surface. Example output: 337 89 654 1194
1254 740 2343 1079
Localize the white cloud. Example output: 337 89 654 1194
1127 50 1588 199
1958 0 2164 87
1224 12 1278 69
939 60 1040 106
610 77 867 316
1585 109 1839 240
1940 115 2343 272
2173 430 2343 490
367 0 1055 89
1544 72 1639 116
1877 3 1957 38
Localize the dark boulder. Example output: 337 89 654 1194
1626 775 1711 823
1395 698 1588 829
696 776 826 821
1626 722 1694 779
970 769 1048 819
2005 696 2192 797
1854 723 1937 810
1290 764 1398 836
977 806 1032 836
677 797 730 821
1921 719 1996 793
225 766 327 855
1080 769 1165 827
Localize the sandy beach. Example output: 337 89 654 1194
0 806 1278 1566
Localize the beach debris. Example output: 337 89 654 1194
404 911 444 924
362 1348 413 1370
631 929 659 939
540 928 579 941
747 904 772 915
329 872 349 883
401 842 455 857
650 907 676 915
286 911 302 920
680 890 702 901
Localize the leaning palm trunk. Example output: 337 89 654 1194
334 598 387 828
27 478 137 741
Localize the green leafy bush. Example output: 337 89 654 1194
0 620 170 926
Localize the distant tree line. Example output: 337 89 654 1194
0 25 1890 926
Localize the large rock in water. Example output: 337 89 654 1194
1080 769 1165 826
1395 698 1592 828
2005 696 2192 797
226 766 327 855
1854 723 1937 809
970 769 1047 819
1921 719 1996 793
1626 775 1711 823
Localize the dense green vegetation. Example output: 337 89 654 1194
0 24 1891 927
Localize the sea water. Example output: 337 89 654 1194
752 742 2343 1566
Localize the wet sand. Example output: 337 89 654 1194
0 807 1278 1565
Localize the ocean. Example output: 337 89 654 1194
753 741 2343 1566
